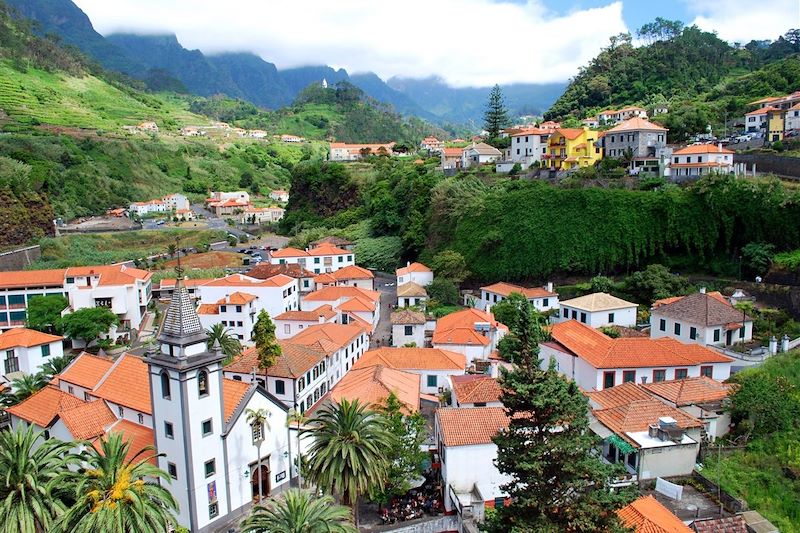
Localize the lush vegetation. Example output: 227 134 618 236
701 350 800 533
240 489 357 533
31 229 226 268
546 23 800 140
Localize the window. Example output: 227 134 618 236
220 305 227 313
275 380 285 395
118 406 124 417
303 280 309 288
138 413 144 424
700 365 713 378
41 344 50 357
198 369 209 397
314 257 320 264
167 462 177 479
689 327 697 340
623 370 636 383
4 350 18 374
165 422 174 439
251 420 264 443
66 277 75 284
653 369 666 382
739 326 745 339
674 323 681 335
659 319 666 332
675 368 688 379
404 325 413 336
284 324 291 335
202 419 213 436
427 375 437 387
608 312 615 324
237 321 243 327
338 256 344 263
580 312 587 324
204 459 216 478
542 298 549 307
236 305 242 313
348 255 353 262
603 371 615 389
209 502 219 519
160 371 171 399
572 310 578 319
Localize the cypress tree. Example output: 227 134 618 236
487 300 633 532
483 84 510 139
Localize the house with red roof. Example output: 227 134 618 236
669 144 733 177
274 304 338 339
507 127 552 167
479 281 558 313
618 495 692 532
396 261 433 287
353 347 466 395
650 290 753 347
440 147 464 170
432 308 508 366
312 264 374 291
300 285 381 333
0 328 64 383
269 243 354 274
329 142 396 161
450 374 503 408
542 320 733 391
421 136 443 153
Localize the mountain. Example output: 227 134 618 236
348 72 437 121
388 76 567 125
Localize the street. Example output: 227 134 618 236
372 272 398 347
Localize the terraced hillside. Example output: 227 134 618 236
0 60 207 130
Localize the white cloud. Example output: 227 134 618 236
687 0 798 43
71 0 628 86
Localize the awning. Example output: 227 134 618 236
607 434 636 455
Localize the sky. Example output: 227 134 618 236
73 0 799 87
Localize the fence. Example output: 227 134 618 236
691 471 748 513
734 153 800 179
0 245 40 271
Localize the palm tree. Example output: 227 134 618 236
167 243 177 258
246 408 270 504
0 425 80 533
206 323 243 361
304 399 394 525
41 353 76 380
239 489 357 533
52 433 178 533
1 373 48 407
286 409 307 488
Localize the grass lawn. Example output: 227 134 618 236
31 229 227 268
701 432 800 533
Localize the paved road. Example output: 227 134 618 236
372 272 398 347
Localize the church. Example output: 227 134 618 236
7 278 295 532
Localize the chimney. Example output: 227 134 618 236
545 281 554 293
319 314 325 324
407 261 411 267
699 287 706 294
718 142 723 151
648 424 659 438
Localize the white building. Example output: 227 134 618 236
556 292 638 328
198 292 260 342
786 103 800 132
312 265 375 291
9 281 296 532
391 309 427 348
329 142 396 161
208 190 251 206
269 190 289 202
650 290 753 347
396 262 433 287
129 199 168 216
300 286 381 333
0 328 63 383
163 193 190 211
540 320 733 391
585 385 703 480
432 308 507 366
421 137 444 153
479 281 558 313
670 144 734 177
507 128 551 167
274 305 338 340
462 142 502 168
436 407 511 517
269 244 355 274
241 207 285 225
745 108 769 132
353 347 466 395
397 282 428 308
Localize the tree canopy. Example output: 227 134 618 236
59 307 118 346
483 85 510 139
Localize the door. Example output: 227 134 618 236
251 463 271 501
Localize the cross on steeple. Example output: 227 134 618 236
174 236 184 279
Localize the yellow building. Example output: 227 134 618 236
766 107 785 143
544 127 602 170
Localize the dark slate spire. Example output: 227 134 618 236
156 277 208 355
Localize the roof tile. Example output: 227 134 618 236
437 407 509 446
617 495 692 533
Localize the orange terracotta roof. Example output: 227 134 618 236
331 365 420 413
606 117 667 132
225 342 326 379
216 291 257 305
510 128 552 136
6 385 85 427
275 304 337 322
92 354 152 414
65 264 151 285
673 144 733 155
0 328 62 350
0 268 66 289
397 282 428 298
156 278 213 289
593 399 703 444
390 309 426 324
197 303 220 315
396 262 432 276
433 308 503 346
353 347 466 371
201 273 291 288
437 407 509 446
670 162 730 168
338 296 376 312
59 400 116 439
306 243 349 256
247 263 315 279
481 281 555 299
288 323 365 355
617 495 693 533
271 247 309 258
442 147 463 157
304 286 380 303
313 273 336 285
554 128 587 140
329 264 374 280
651 292 749 326
641 377 734 406
58 352 115 389
95 419 156 465
550 320 732 369
584 382 653 409
451 375 503 405
222 378 251 423
748 96 781 105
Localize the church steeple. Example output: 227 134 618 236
157 277 208 355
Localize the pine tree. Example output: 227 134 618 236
487 300 632 533
483 84 510 139
253 310 280 378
